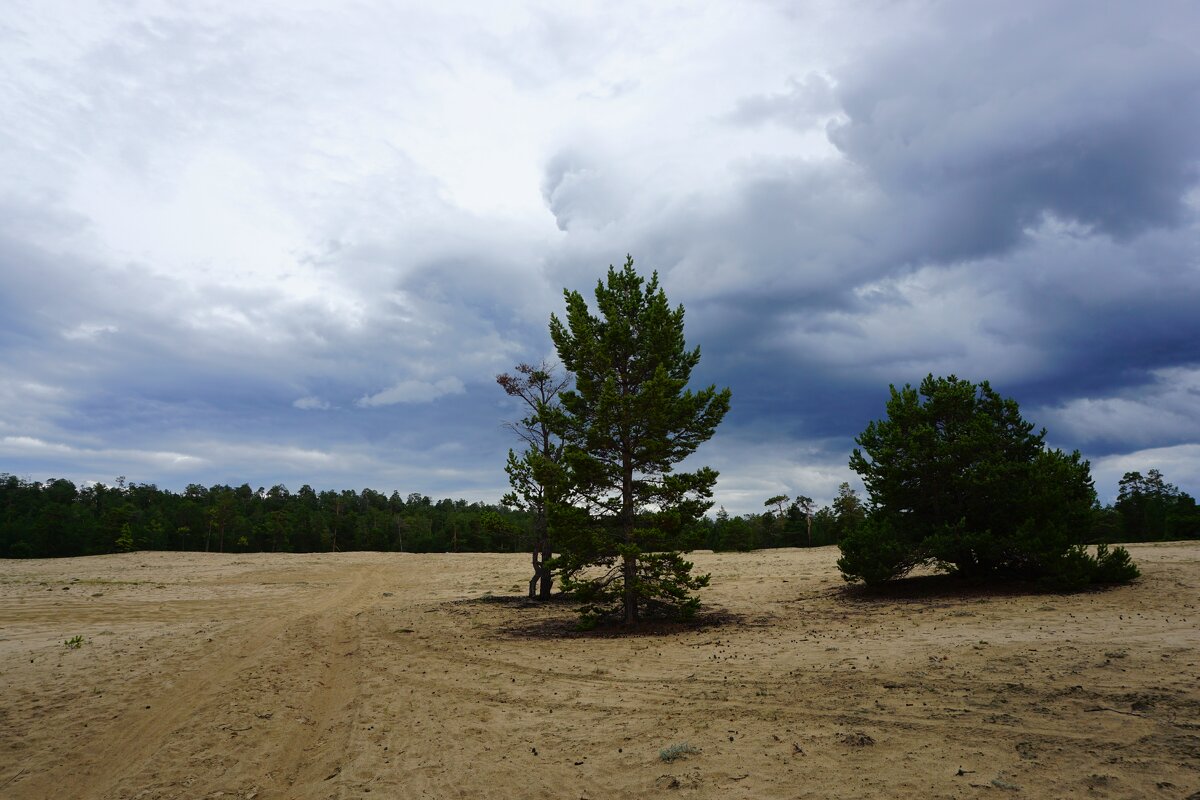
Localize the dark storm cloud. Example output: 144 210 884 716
828 3 1200 260
997 227 1200 409
532 1 1200 501
795 1 1200 449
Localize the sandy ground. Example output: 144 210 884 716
0 544 1197 800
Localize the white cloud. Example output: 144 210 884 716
1036 366 1200 449
356 377 466 407
61 322 118 341
0 435 204 469
776 262 1047 385
696 431 863 516
292 396 331 411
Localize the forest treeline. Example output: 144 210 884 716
0 476 538 559
2 467 1196 560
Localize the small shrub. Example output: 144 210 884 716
840 732 876 747
114 524 135 553
1041 543 1140 590
1091 543 1140 584
836 517 918 585
659 742 700 762
1040 545 1094 591
64 635 85 649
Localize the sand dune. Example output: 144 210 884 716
1 544 1197 799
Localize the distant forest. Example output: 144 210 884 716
1 468 1197 560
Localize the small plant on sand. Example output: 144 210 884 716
64 635 85 649
659 742 701 762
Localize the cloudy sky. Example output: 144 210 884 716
2 1 1199 513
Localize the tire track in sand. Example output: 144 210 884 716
9 562 391 800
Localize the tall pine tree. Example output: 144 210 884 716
546 256 731 625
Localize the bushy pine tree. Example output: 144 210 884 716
840 374 1138 588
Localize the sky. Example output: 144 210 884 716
2 0 1199 514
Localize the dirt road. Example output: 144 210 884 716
1 545 1197 798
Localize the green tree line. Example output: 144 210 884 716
695 484 865 552
0 475 535 559
697 466 1199 556
4 462 1194 563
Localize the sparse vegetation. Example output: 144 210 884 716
63 635 85 649
659 742 700 762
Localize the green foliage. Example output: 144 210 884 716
1090 542 1141 583
710 512 758 552
701 485 865 553
64 635 85 649
564 550 711 628
841 375 1137 587
114 523 135 553
659 742 701 762
1116 469 1200 541
835 516 918 585
1041 544 1101 592
0 473 535 558
808 507 838 546
498 362 570 598
831 483 866 541
1040 543 1141 591
545 256 730 625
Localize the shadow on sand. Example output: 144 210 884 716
458 592 770 639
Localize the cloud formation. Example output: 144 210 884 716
357 378 467 408
1 1 1198 511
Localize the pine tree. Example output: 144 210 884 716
497 361 569 598
840 374 1137 587
546 256 731 625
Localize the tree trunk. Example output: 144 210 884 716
332 502 340 553
539 533 553 599
622 460 637 624
538 421 555 600
622 552 637 624
530 509 553 600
